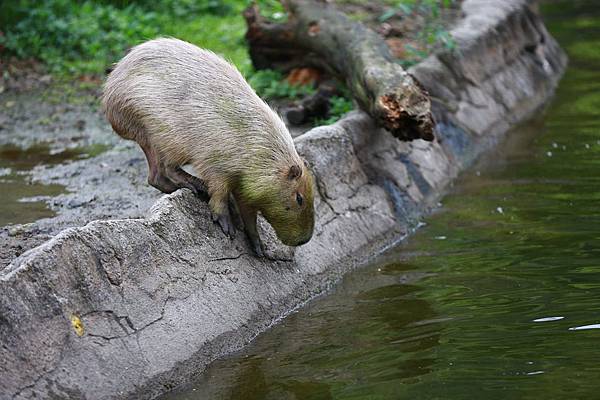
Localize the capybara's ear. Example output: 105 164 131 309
288 164 302 180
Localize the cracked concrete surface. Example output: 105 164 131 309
0 1 567 399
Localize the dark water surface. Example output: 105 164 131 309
164 2 600 399
0 143 106 226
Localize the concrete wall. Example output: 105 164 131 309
0 1 567 399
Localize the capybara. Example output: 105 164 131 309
102 38 314 256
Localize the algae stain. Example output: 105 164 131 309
70 314 84 337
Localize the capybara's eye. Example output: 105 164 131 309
296 192 304 207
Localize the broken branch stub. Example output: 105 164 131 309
244 0 435 141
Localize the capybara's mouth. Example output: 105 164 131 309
296 237 311 246
281 234 312 247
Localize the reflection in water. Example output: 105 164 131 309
166 264 439 400
227 358 334 400
163 2 600 399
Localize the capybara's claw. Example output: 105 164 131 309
214 213 235 239
251 238 265 258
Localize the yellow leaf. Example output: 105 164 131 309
70 315 84 337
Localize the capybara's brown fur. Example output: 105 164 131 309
102 38 314 255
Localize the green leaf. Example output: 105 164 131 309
379 9 398 22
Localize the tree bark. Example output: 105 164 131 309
244 0 435 141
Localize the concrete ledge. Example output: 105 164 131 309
0 1 566 398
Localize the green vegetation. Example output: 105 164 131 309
0 0 353 124
247 69 316 100
380 0 457 67
315 95 354 126
0 0 254 76
252 0 287 22
0 0 452 125
379 0 455 21
248 69 353 126
0 1 318 100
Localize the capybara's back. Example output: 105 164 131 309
102 37 294 172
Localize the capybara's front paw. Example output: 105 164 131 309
250 238 266 258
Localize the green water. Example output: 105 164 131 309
164 2 600 399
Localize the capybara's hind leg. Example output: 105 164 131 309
138 140 178 194
164 166 209 199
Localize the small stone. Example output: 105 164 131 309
496 207 504 214
67 196 95 208
75 119 86 131
8 225 24 236
546 151 552 157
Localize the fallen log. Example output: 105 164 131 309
244 0 435 141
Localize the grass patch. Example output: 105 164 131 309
0 0 316 105
324 95 355 124
248 69 316 100
314 95 355 126
0 0 258 76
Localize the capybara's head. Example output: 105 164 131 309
243 161 315 247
